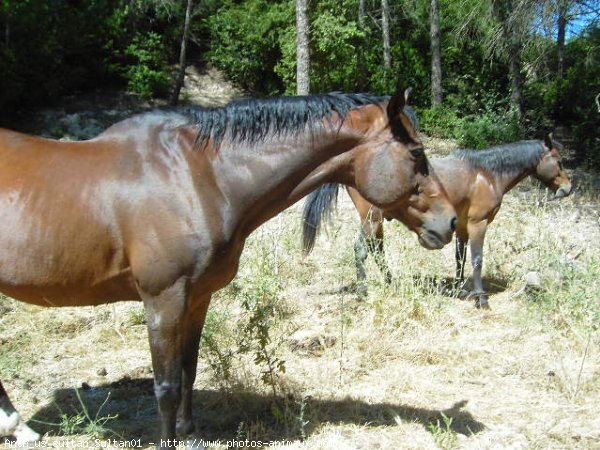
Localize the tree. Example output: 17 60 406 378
382 0 392 71
358 0 368 90
169 0 194 106
296 0 310 95
430 0 443 106
556 0 569 79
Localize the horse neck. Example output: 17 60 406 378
461 141 544 195
496 167 535 194
216 127 363 238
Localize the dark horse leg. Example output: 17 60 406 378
453 235 468 295
467 221 490 309
0 381 40 443
176 296 210 436
369 224 393 285
141 278 193 448
354 228 392 296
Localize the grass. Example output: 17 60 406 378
1 158 599 449
31 389 118 438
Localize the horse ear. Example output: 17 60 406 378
404 87 413 104
544 133 553 151
386 88 406 122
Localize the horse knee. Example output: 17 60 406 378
154 381 181 411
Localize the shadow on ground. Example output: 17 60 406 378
321 275 510 301
25 378 485 444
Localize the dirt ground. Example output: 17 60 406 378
1 68 599 449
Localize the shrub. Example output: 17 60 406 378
124 32 171 99
454 109 524 149
419 106 461 138
420 106 524 149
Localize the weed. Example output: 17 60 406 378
428 413 459 450
33 389 118 438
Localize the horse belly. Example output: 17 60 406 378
0 195 137 307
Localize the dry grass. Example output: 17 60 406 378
1 145 600 450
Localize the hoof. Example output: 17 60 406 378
355 283 368 299
455 288 470 299
14 421 41 444
475 296 490 310
176 419 196 436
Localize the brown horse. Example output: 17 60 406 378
306 134 572 308
0 89 457 447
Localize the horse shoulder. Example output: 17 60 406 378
466 170 501 223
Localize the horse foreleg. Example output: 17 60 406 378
142 279 190 448
467 221 489 309
176 296 210 436
454 235 468 294
368 223 392 284
0 381 40 443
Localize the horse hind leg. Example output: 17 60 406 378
0 381 40 443
354 232 369 297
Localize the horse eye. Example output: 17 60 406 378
410 148 425 158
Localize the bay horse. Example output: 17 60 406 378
304 134 571 308
0 89 457 447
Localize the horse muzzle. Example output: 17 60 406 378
418 217 456 250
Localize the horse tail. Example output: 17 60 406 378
302 183 340 255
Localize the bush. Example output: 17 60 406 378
124 32 172 99
207 0 291 94
419 106 461 138
454 109 524 149
420 106 524 149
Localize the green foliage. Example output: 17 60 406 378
124 32 171 99
201 242 287 394
454 109 524 149
207 0 292 94
420 106 524 149
0 0 598 170
428 412 459 450
526 258 600 334
419 106 461 138
35 390 117 438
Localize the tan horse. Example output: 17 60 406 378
307 135 572 308
0 89 457 447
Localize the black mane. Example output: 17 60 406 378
453 140 551 176
188 93 387 148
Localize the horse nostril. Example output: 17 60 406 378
450 216 457 232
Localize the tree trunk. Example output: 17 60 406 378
430 0 443 106
382 0 392 71
557 0 568 79
358 0 367 90
296 0 311 95
169 0 194 106
508 43 524 115
491 0 524 115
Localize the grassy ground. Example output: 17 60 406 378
1 140 599 448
